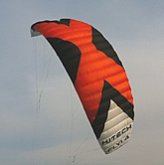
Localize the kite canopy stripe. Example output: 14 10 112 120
31 19 134 154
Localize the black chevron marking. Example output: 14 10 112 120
92 80 134 138
31 19 70 30
53 19 70 26
92 27 123 67
47 38 81 83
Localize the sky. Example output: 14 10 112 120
0 0 164 165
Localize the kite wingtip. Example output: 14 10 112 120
30 29 41 37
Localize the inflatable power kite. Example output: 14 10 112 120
31 19 134 154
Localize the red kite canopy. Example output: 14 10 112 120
31 19 134 154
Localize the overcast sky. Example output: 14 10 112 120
0 0 164 165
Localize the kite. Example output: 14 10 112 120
31 19 134 154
